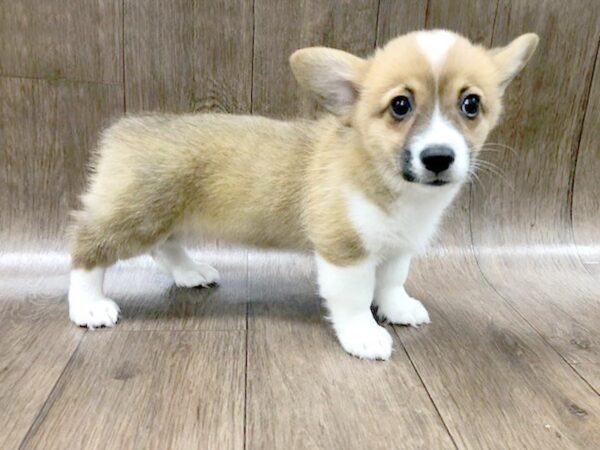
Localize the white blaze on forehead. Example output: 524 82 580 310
415 30 457 74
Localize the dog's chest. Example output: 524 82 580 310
345 187 458 256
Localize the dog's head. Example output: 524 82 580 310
290 30 538 188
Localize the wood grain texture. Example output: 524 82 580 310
246 253 456 450
124 0 253 114
472 0 600 246
376 0 427 46
401 255 600 450
0 0 122 83
425 0 499 45
20 330 246 450
0 78 123 250
252 0 379 117
0 257 83 450
572 41 600 274
469 0 600 393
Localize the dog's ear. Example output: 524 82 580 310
289 47 368 117
490 33 539 93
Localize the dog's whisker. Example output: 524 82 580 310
467 170 487 194
479 142 518 156
471 163 514 190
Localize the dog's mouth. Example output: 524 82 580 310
402 172 452 187
426 179 449 186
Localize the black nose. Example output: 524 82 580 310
420 146 455 174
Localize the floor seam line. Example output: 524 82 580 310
18 331 86 449
0 73 121 86
393 328 460 450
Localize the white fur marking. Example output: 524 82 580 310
375 286 430 326
68 267 120 329
345 185 459 257
410 105 470 182
316 255 393 360
152 241 220 287
416 30 457 73
374 254 430 326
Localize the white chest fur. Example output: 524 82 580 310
344 185 460 258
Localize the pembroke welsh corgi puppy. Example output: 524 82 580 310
68 30 538 360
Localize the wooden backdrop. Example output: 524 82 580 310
1 1 599 448
0 0 598 255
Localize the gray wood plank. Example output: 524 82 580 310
20 330 246 450
0 77 123 249
398 255 600 449
572 40 600 275
0 258 83 450
425 0 499 44
124 0 253 113
376 0 427 46
0 0 122 83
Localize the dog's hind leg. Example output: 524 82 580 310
68 200 176 328
151 238 220 288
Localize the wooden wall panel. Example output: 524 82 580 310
124 0 253 113
376 0 426 45
0 0 122 83
471 0 600 247
252 0 379 118
0 78 123 249
572 44 600 273
426 0 498 45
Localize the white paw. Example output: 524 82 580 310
69 297 120 330
172 263 220 288
376 288 430 327
334 313 393 360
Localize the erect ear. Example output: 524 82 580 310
289 47 368 117
491 33 539 93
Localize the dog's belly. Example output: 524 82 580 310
344 185 460 257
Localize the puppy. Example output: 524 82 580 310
68 30 538 360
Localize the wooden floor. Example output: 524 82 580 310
1 245 598 450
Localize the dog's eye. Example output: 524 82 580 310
460 94 480 119
389 95 412 120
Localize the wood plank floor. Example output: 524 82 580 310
0 250 598 450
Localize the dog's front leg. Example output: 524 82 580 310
316 254 393 360
373 254 430 327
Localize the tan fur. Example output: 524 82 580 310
70 30 538 269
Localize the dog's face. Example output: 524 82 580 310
290 30 538 188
